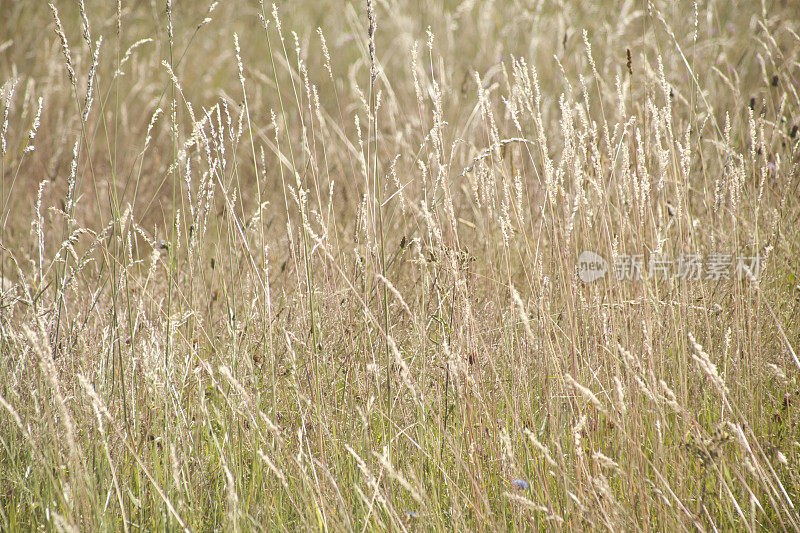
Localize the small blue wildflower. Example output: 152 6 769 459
404 510 419 519
512 478 529 491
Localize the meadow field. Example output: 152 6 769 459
1 0 799 530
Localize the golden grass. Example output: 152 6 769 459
0 0 799 530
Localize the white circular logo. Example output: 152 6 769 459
577 250 608 283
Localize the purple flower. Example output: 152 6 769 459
512 478 529 491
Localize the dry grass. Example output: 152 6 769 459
1 0 799 530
